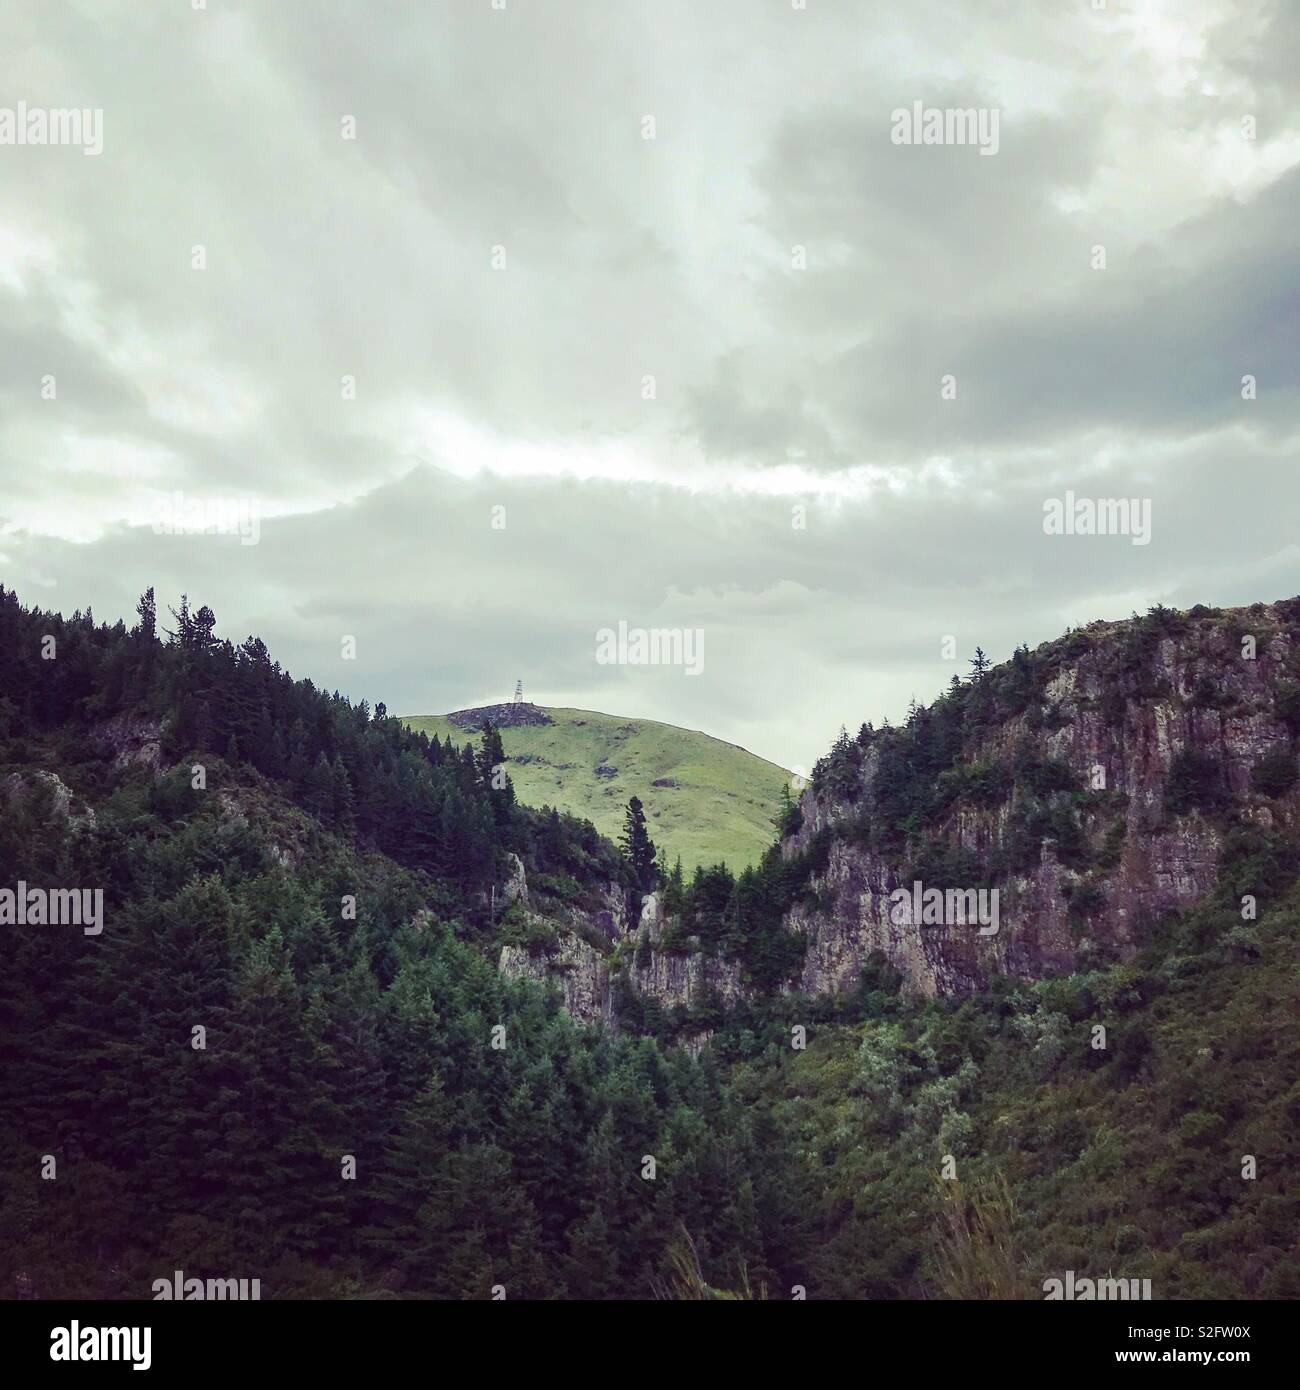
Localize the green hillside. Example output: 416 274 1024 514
403 705 790 873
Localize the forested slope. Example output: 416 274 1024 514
0 586 792 1298
1 585 1295 1300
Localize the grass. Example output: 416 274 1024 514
403 706 790 874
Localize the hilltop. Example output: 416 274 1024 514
403 704 790 873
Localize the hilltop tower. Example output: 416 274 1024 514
513 679 523 705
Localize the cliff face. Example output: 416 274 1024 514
93 715 164 774
623 893 746 1010
500 931 614 1024
498 886 744 1026
782 603 1300 998
497 600 1300 1019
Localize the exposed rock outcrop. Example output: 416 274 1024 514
495 601 1300 1020
625 891 745 1010
497 885 744 1024
626 937 745 1012
447 701 552 730
781 603 1300 998
4 770 97 831
500 933 613 1025
503 853 529 907
93 715 163 774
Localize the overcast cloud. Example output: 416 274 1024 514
1 0 1298 769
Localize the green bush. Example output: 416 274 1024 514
1251 745 1298 797
1014 754 1078 795
1165 749 1226 816
1275 683 1300 733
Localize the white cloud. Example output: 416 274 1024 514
2 0 1298 766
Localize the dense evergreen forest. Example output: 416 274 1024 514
1 586 1296 1299
0 586 800 1298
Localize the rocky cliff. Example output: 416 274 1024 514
496 600 1300 1021
498 873 744 1027
781 599 1300 998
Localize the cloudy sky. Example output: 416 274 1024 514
2 0 1298 770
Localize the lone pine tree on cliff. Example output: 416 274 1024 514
620 795 658 896
475 719 507 786
476 719 514 823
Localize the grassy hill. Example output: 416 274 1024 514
403 705 790 873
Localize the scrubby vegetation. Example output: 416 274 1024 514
0 587 792 1299
2 588 1297 1299
685 827 1300 1298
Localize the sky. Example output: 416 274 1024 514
1 0 1298 772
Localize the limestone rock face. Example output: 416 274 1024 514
502 853 529 907
495 879 745 1025
500 935 613 1025
591 882 630 939
496 603 1300 1015
638 891 664 944
625 940 745 1012
623 891 744 1006
781 608 1300 998
93 715 163 774
4 770 97 831
784 836 1082 998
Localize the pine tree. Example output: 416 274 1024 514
305 752 335 819
773 783 802 838
475 720 514 823
331 756 356 833
365 1073 455 1285
135 586 156 642
661 856 687 916
620 796 658 895
250 704 275 772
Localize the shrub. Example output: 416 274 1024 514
1067 880 1106 919
1165 749 1226 816
1190 674 1228 709
1276 684 1300 733
908 841 988 890
1215 825 1298 904
1014 754 1078 795
1095 817 1127 870
1250 745 1298 798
